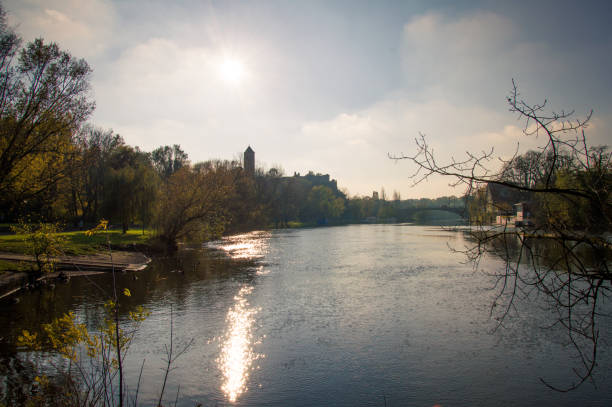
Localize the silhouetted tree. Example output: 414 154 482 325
101 146 157 233
392 81 611 390
151 144 188 179
304 185 345 224
0 6 94 210
154 162 234 250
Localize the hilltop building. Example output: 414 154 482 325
244 146 255 176
243 147 343 198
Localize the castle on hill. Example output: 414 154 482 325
242 146 340 194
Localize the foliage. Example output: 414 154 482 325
151 144 188 179
9 221 65 276
0 259 29 273
102 146 158 233
154 163 235 249
393 81 611 390
17 297 149 406
304 185 345 223
0 227 154 255
64 126 125 224
0 5 94 212
15 220 151 406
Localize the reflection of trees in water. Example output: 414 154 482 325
413 209 464 225
463 229 610 390
0 245 262 403
0 355 40 405
393 82 611 390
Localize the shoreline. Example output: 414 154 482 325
0 250 151 301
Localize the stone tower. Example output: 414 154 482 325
244 146 255 176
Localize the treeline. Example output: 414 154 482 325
343 193 464 224
467 147 611 232
0 7 467 250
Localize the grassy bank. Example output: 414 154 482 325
0 228 155 256
0 259 32 274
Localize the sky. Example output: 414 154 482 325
5 0 612 198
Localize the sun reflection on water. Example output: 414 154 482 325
218 285 262 402
207 231 270 260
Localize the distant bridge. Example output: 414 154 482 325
395 206 467 221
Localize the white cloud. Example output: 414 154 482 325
6 3 608 199
298 94 527 198
293 10 611 198
92 37 301 162
5 0 116 59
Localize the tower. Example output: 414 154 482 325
244 146 255 176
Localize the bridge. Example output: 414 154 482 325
395 206 467 222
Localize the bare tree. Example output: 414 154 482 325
391 80 611 390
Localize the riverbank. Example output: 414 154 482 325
0 250 151 300
0 227 154 255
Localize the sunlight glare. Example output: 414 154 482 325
218 285 261 402
207 232 270 260
218 58 246 86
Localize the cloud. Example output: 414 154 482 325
95 37 216 123
5 0 116 59
401 11 612 113
7 3 608 199
402 12 517 91
294 10 611 198
297 94 526 198
92 36 301 161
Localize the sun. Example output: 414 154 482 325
218 58 246 86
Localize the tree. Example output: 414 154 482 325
151 144 188 179
73 127 125 223
304 185 345 224
10 220 65 280
392 81 611 390
0 8 94 210
154 162 234 250
103 146 158 233
224 162 264 232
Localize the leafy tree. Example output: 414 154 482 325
0 7 94 210
255 167 286 227
44 126 125 225
151 144 188 179
10 220 64 280
73 127 125 223
305 185 345 224
281 176 311 225
154 162 234 250
392 81 611 390
102 146 157 233
376 201 396 220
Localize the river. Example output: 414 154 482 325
1 224 611 406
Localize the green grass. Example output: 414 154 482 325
0 259 32 274
0 228 155 255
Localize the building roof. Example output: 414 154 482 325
245 146 254 153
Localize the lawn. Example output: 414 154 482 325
0 228 155 255
0 259 32 274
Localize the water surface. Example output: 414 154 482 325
2 224 611 406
